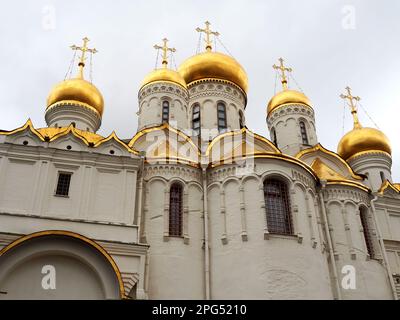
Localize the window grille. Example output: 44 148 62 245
192 104 201 136
169 183 183 236
264 179 293 235
55 172 72 196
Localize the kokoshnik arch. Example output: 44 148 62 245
0 21 399 300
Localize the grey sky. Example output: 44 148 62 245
0 0 399 181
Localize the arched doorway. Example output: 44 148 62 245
0 231 124 299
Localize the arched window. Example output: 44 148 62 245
380 171 386 183
192 104 201 136
217 103 227 132
360 207 374 257
239 111 245 129
264 178 292 235
169 183 183 237
299 121 309 145
271 128 278 147
162 101 169 124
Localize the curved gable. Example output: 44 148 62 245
206 127 280 166
296 144 364 181
379 180 400 197
129 123 200 167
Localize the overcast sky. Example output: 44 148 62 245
0 0 399 181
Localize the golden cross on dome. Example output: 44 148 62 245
340 86 362 129
154 38 176 68
196 21 220 52
70 37 98 79
273 58 292 90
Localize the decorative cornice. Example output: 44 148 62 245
46 100 102 119
347 150 392 164
267 103 314 126
187 78 246 107
323 184 370 202
139 81 189 101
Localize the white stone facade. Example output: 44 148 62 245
0 52 399 301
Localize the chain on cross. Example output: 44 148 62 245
70 37 98 79
273 58 292 90
340 86 362 128
154 38 176 68
196 21 220 52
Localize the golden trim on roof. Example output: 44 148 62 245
206 127 281 156
311 158 347 181
129 123 200 156
1 120 137 155
295 143 364 180
38 126 103 144
378 180 400 195
0 119 45 141
310 158 369 192
94 131 139 154
210 152 318 179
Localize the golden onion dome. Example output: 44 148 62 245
267 89 312 116
337 126 391 160
140 68 187 90
178 51 248 94
46 78 104 116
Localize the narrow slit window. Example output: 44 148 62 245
217 103 227 132
380 171 385 183
192 104 201 136
162 101 169 123
299 121 309 145
55 172 72 196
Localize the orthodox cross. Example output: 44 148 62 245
273 58 292 90
340 86 361 128
196 21 220 52
70 37 98 78
154 38 176 68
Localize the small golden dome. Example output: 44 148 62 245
178 51 248 94
267 90 312 116
140 68 187 90
337 126 391 160
47 78 104 116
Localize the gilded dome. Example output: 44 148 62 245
267 90 312 116
47 78 104 116
337 126 391 160
178 51 248 94
140 68 187 90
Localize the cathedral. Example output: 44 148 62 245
0 22 399 300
